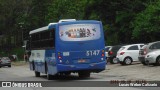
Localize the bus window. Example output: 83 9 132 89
31 29 55 49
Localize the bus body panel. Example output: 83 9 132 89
57 61 106 73
29 50 46 73
45 49 58 75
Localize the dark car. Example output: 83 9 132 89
107 45 124 64
0 57 11 68
138 41 160 65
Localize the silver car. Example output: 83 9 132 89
0 57 11 68
139 41 160 65
145 50 160 65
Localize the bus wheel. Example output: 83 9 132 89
35 71 40 77
78 72 90 78
47 73 53 80
32 61 35 70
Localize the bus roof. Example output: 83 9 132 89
29 19 100 35
29 23 57 34
29 26 48 34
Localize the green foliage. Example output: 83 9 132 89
0 47 24 60
132 0 160 41
0 0 160 50
46 0 88 22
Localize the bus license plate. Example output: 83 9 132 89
78 59 86 63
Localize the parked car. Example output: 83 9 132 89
0 57 11 68
116 44 144 65
107 45 124 64
138 41 160 65
145 50 160 65
105 46 112 58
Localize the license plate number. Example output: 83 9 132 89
78 60 86 63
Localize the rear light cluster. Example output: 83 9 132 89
120 52 125 55
109 51 113 55
143 48 147 55
58 52 62 63
102 50 105 57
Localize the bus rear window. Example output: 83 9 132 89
59 24 101 41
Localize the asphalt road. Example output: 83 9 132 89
0 63 159 90
0 64 124 81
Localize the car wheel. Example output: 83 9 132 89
8 65 11 67
156 57 160 66
124 57 132 65
0 66 1 68
110 57 116 64
47 73 53 80
112 58 118 64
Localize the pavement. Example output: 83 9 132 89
0 62 160 90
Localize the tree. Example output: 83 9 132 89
132 0 160 42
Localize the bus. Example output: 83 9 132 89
28 19 106 80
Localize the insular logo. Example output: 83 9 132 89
2 82 11 87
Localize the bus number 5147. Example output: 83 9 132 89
86 50 100 56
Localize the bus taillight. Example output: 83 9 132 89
58 52 62 62
58 56 62 59
102 50 105 57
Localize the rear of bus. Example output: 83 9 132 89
55 20 106 75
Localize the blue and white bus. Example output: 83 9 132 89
28 19 106 80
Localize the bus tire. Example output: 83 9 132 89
45 62 48 74
47 73 53 80
78 72 90 78
35 71 40 77
32 61 35 70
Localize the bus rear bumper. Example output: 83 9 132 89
57 61 106 73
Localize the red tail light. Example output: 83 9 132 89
102 53 105 57
102 50 105 57
109 51 113 55
58 56 62 59
58 52 61 59
120 52 125 55
144 48 147 55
